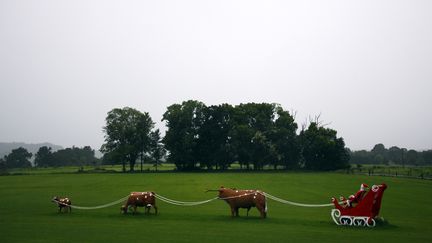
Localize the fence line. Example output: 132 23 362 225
344 168 432 180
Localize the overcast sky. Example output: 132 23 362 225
1 0 431 151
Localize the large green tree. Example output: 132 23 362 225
162 100 205 170
251 131 276 170
268 106 300 169
51 146 98 167
196 104 235 170
34 146 54 167
3 147 32 168
299 122 350 170
230 103 276 169
101 107 154 172
160 100 351 171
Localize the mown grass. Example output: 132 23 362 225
0 172 431 242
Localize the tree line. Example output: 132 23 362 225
1 100 357 172
349 143 432 166
100 100 350 172
0 146 99 169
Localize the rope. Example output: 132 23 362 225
218 191 333 207
154 194 218 206
154 192 260 206
263 192 333 207
52 192 335 209
52 195 130 210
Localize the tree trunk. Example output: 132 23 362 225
129 158 135 172
140 153 143 172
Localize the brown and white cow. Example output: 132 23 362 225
52 196 72 213
121 192 157 215
216 186 267 218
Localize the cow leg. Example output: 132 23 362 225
154 205 158 215
235 207 239 217
230 206 236 217
256 204 266 218
133 206 137 214
246 207 251 217
58 206 62 213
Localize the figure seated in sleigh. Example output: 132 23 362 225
339 183 369 208
331 183 387 227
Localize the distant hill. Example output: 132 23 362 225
0 142 63 158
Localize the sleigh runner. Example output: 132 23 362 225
331 183 387 227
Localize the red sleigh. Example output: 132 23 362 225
331 183 387 227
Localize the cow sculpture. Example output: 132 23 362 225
214 186 267 218
121 192 157 215
52 196 72 213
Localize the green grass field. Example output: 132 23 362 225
0 172 431 242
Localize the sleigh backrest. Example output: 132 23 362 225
355 183 387 217
370 184 387 217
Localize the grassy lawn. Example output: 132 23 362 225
0 172 431 242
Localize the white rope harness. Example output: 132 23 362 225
52 192 334 209
52 196 130 210
154 194 218 206
154 192 262 206
156 191 333 207
263 192 333 207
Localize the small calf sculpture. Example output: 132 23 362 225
52 196 72 213
214 186 267 218
121 192 157 215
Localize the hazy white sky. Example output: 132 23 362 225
1 0 431 151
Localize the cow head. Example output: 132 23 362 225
121 205 128 214
206 186 235 199
52 196 59 202
218 186 234 199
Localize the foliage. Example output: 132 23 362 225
162 100 348 171
162 100 205 170
53 146 98 167
196 104 235 170
34 146 98 167
350 144 432 166
149 129 166 171
0 158 6 172
269 106 300 169
101 149 123 165
299 122 350 170
231 103 277 170
101 107 155 172
2 147 32 168
34 146 54 167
